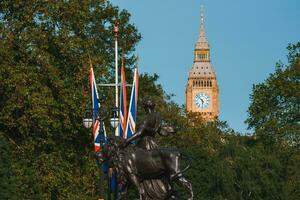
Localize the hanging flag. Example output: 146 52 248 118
124 67 139 139
89 63 106 152
119 50 127 138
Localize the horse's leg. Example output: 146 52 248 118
174 176 193 200
128 173 145 200
125 156 145 199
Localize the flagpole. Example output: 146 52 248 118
111 19 119 200
114 20 119 137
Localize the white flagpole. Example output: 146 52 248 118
114 20 119 136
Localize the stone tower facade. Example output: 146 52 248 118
185 11 219 120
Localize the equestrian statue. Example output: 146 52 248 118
95 97 193 200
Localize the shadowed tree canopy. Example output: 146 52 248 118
0 0 140 198
246 43 300 149
0 0 141 150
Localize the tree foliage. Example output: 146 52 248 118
246 43 300 149
0 134 19 200
0 0 140 199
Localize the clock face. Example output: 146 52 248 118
194 92 210 109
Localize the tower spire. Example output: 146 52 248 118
195 5 209 50
200 5 205 37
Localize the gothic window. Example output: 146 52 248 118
204 81 206 87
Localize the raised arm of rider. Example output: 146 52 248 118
125 128 142 144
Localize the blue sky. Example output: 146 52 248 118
110 0 300 133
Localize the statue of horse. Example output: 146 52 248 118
95 136 193 200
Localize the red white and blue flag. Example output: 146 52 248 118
90 64 106 152
124 68 139 139
119 60 127 138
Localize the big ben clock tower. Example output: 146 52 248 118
185 10 219 120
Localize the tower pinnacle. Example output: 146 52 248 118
201 5 204 23
195 5 209 50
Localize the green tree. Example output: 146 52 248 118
0 133 19 200
245 42 300 200
0 0 140 198
246 42 300 149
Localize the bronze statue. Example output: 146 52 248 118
95 136 193 200
95 97 193 200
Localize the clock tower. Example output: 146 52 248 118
185 10 219 120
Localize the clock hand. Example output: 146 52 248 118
200 98 204 104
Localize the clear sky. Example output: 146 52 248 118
110 0 300 133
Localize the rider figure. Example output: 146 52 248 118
124 97 173 150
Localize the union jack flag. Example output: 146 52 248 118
125 68 139 139
119 60 127 138
89 64 106 152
